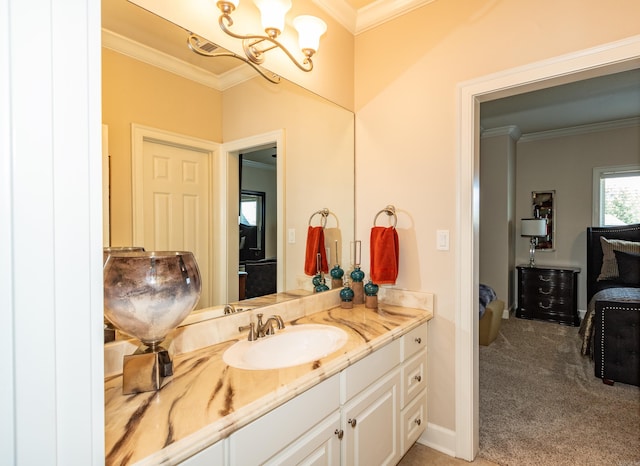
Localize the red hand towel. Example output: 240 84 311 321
370 226 399 284
304 226 328 276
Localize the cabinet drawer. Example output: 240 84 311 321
401 350 426 409
402 323 427 361
181 439 225 466
400 388 427 455
229 374 340 465
342 338 401 401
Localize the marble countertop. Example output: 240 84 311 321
104 302 432 465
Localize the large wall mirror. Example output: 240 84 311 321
101 0 355 322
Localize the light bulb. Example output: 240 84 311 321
253 0 291 36
293 15 327 55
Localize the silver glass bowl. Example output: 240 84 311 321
103 251 202 347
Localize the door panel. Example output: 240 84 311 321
141 140 211 307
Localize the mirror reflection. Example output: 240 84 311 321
101 0 354 323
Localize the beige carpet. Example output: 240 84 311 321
479 317 640 466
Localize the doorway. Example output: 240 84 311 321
219 130 285 303
456 36 640 460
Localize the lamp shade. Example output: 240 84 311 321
521 218 547 237
293 15 327 53
254 0 291 34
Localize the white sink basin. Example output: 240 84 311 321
223 324 348 370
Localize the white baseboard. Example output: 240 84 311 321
417 422 457 458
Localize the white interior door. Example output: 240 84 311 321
132 125 217 309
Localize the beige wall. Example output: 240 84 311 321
102 48 222 245
480 129 518 308
354 0 640 433
516 122 640 311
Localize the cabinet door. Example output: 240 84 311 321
265 411 341 466
342 368 401 466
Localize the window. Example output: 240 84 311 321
593 165 640 226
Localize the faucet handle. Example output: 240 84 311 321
239 322 256 341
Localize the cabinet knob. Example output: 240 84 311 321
334 429 344 440
414 418 422 426
414 374 422 382
414 337 422 344
348 418 357 428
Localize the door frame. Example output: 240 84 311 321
456 35 640 460
220 129 285 302
131 123 219 306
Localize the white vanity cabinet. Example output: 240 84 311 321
182 322 428 465
340 339 402 465
179 438 225 465
229 374 341 465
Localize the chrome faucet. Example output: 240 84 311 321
239 313 285 341
224 303 236 315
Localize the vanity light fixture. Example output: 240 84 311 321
521 218 548 267
188 0 326 82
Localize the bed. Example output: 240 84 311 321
579 223 640 386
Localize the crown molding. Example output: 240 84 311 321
481 125 522 141
243 159 277 170
101 29 254 91
356 0 436 34
314 0 435 35
519 116 640 143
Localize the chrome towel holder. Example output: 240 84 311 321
373 205 397 228
308 208 330 228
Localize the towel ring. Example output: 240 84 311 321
373 205 397 228
308 208 330 228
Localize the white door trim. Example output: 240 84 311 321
131 123 219 305
220 130 285 302
102 124 110 246
456 35 640 460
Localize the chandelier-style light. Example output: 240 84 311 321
188 0 327 82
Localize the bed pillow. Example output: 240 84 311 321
613 250 640 285
598 237 640 281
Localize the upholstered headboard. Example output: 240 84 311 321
586 223 640 303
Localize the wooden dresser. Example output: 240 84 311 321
516 265 580 326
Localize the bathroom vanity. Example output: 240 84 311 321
104 291 432 465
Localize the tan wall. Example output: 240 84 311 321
516 122 640 312
354 0 640 432
102 49 222 245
